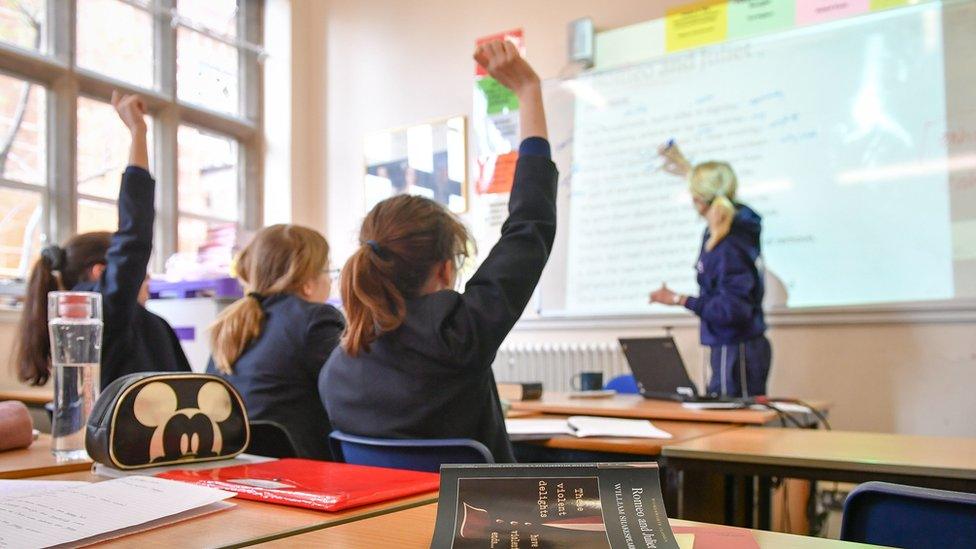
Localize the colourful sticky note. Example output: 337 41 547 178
728 0 795 38
484 152 518 194
665 0 729 52
476 77 519 115
796 0 869 25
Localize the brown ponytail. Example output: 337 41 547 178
341 194 472 357
209 224 330 374
15 232 112 385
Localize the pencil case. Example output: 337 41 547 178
86 373 250 470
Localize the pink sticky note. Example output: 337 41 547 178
796 0 869 24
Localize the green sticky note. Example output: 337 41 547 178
728 0 795 38
476 77 519 115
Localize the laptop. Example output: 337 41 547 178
618 337 742 404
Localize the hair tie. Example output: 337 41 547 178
40 245 66 271
247 292 265 301
364 240 384 256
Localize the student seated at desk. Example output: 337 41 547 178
16 92 191 389
320 41 556 463
207 225 343 460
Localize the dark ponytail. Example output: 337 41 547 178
341 195 472 357
15 232 111 385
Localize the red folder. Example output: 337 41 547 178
157 458 439 512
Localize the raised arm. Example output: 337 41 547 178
98 93 155 344
447 42 557 365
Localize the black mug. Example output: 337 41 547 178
571 371 604 392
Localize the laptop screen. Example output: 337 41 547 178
619 337 698 399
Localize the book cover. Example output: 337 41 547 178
431 463 679 548
156 458 438 512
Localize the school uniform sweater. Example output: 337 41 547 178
207 295 344 460
320 138 557 463
74 166 191 388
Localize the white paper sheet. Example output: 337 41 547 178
0 480 89 500
0 476 234 548
506 416 672 440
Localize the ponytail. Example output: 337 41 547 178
689 161 738 252
209 295 265 374
341 194 471 357
16 234 111 386
209 224 330 373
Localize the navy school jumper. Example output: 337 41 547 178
684 204 771 397
207 294 344 460
74 166 191 389
320 138 557 463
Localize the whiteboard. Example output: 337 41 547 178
531 0 976 319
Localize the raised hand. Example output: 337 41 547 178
473 40 540 97
658 142 691 177
111 91 147 135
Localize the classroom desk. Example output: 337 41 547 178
516 416 741 456
0 434 91 479
257 502 884 548
32 470 437 548
509 393 830 425
662 427 976 529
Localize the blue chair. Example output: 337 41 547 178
841 482 976 548
329 430 494 473
604 374 640 394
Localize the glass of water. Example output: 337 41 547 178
48 291 103 461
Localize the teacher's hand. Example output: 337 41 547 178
649 283 679 306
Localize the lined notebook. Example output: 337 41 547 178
158 458 439 512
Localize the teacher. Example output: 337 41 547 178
649 144 771 397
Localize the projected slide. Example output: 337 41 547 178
562 4 955 314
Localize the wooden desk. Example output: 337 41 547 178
0 434 91 479
518 416 741 456
0 388 50 406
510 393 829 425
662 428 976 530
33 470 437 548
258 503 883 548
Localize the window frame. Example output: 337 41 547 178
0 0 264 276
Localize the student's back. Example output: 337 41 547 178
320 43 555 463
207 225 342 460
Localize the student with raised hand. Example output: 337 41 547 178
16 92 191 389
650 144 770 397
320 41 556 463
207 225 343 460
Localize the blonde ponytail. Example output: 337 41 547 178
209 224 330 373
689 161 738 251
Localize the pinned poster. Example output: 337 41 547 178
483 151 518 194
476 77 520 115
728 0 795 38
473 29 525 195
796 0 869 25
665 0 728 52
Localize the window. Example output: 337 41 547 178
0 0 263 280
0 73 44 277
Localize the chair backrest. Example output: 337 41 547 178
246 420 299 458
604 374 641 394
841 481 976 548
329 430 494 473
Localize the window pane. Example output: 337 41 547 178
178 126 238 220
77 0 153 89
177 0 237 38
77 199 118 234
0 74 44 185
77 97 153 200
177 28 239 115
0 187 41 278
0 0 45 51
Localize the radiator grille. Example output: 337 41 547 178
491 342 630 392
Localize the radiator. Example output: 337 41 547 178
491 342 630 392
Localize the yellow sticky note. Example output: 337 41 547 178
676 533 696 549
666 0 728 52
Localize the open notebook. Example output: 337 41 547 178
505 416 672 441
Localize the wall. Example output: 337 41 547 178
297 0 976 437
